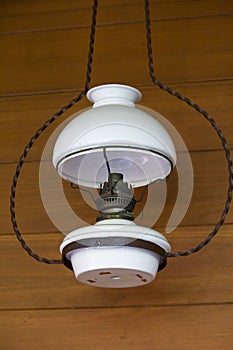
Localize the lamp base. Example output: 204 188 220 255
60 219 171 288
69 246 160 288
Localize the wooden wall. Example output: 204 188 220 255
1 1 233 349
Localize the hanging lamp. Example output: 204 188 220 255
10 0 233 288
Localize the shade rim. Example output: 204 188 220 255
56 145 174 188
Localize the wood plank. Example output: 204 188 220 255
0 226 232 310
1 150 232 234
1 0 233 33
1 2 232 347
1 305 233 350
1 16 232 95
0 81 232 163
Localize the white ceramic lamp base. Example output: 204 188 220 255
60 220 171 288
70 246 160 288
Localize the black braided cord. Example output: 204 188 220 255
144 0 233 257
10 0 99 264
10 0 233 264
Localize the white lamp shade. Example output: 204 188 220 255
52 84 176 188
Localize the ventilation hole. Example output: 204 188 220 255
87 279 96 283
136 274 143 279
141 279 147 283
111 276 121 280
99 271 112 275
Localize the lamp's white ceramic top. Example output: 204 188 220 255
87 84 142 108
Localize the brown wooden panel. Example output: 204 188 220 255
1 0 233 33
1 305 233 350
0 81 232 163
1 1 233 348
0 226 232 310
1 150 231 234
1 16 232 95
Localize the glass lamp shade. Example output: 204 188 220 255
52 84 176 188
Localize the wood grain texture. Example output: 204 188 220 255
1 16 233 95
1 305 233 350
0 81 233 163
1 1 233 349
1 0 233 33
1 226 233 310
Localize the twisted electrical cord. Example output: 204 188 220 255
10 0 233 265
144 0 233 257
10 0 99 264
